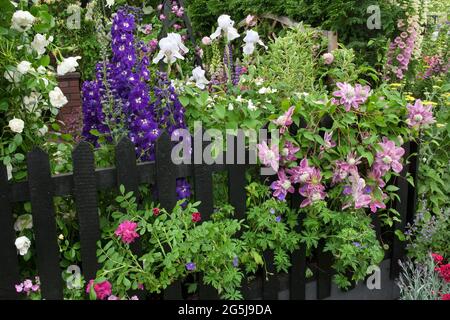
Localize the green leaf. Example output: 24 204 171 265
8 143 17 153
0 99 8 111
251 250 263 265
303 131 315 141
179 96 190 107
386 185 399 192
14 153 25 161
394 229 405 242
215 104 226 119
39 55 50 67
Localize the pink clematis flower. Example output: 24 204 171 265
272 106 295 134
257 140 280 172
369 191 387 213
321 131 336 151
332 82 359 111
373 137 405 176
115 220 139 244
332 82 371 111
280 141 300 164
405 99 435 129
332 152 361 184
287 158 314 184
342 173 372 210
270 169 295 201
354 84 371 104
366 170 386 188
298 168 327 208
298 168 327 207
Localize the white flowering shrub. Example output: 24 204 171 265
0 1 79 180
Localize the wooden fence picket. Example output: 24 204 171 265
390 142 411 279
227 132 247 224
316 240 333 300
0 165 20 299
73 142 101 285
27 148 63 299
155 131 178 212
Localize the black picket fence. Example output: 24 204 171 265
0 128 419 300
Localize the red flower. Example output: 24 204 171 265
86 280 112 300
436 264 450 283
442 293 450 300
192 212 201 223
432 253 444 265
153 208 160 216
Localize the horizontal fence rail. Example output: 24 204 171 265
0 127 419 300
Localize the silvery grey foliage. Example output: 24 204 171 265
397 254 449 300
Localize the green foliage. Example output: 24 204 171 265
256 25 325 96
96 189 245 299
241 182 300 274
300 201 384 289
398 254 450 300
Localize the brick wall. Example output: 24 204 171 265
56 72 83 137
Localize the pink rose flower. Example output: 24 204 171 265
115 220 139 244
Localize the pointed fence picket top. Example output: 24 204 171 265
116 137 140 198
390 142 411 279
27 147 63 300
156 131 178 212
193 129 214 222
226 131 247 224
0 165 20 299
72 141 101 284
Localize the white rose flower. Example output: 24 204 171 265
23 91 41 110
243 30 266 55
14 214 33 232
8 118 25 133
153 36 184 64
15 236 31 256
38 125 48 137
49 87 68 108
17 61 32 74
4 70 21 83
31 34 53 56
210 15 240 42
189 66 209 89
57 56 81 76
11 10 35 32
